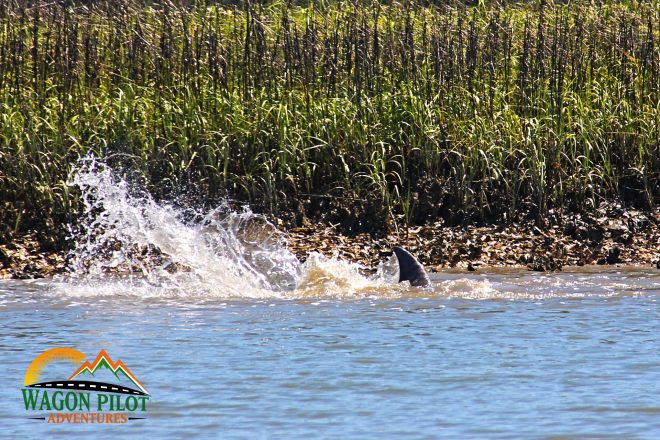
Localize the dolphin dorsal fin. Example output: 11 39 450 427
393 246 431 287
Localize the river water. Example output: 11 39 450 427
1 159 658 438
1 267 658 439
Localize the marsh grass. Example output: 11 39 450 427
0 0 658 236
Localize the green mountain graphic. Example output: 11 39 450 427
73 358 141 390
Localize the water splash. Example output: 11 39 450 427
296 252 406 298
56 157 637 302
60 157 297 297
57 156 403 299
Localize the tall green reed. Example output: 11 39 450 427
0 0 657 235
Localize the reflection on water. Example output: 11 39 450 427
0 268 658 439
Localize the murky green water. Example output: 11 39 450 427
1 267 658 439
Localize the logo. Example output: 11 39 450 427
21 348 150 424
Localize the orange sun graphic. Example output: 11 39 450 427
23 347 86 387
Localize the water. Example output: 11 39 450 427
1 269 659 438
1 159 658 438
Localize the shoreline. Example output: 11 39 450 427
2 206 658 280
285 210 660 273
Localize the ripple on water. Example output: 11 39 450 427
0 268 658 439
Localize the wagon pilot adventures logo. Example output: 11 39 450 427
21 348 150 424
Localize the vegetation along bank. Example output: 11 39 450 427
0 0 658 277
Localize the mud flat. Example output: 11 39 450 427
2 203 657 280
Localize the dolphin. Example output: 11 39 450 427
393 246 431 287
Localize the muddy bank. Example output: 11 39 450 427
0 232 66 279
1 204 658 280
287 208 660 273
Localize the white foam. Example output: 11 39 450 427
56 156 402 300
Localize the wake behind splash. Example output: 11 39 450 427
55 157 422 299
